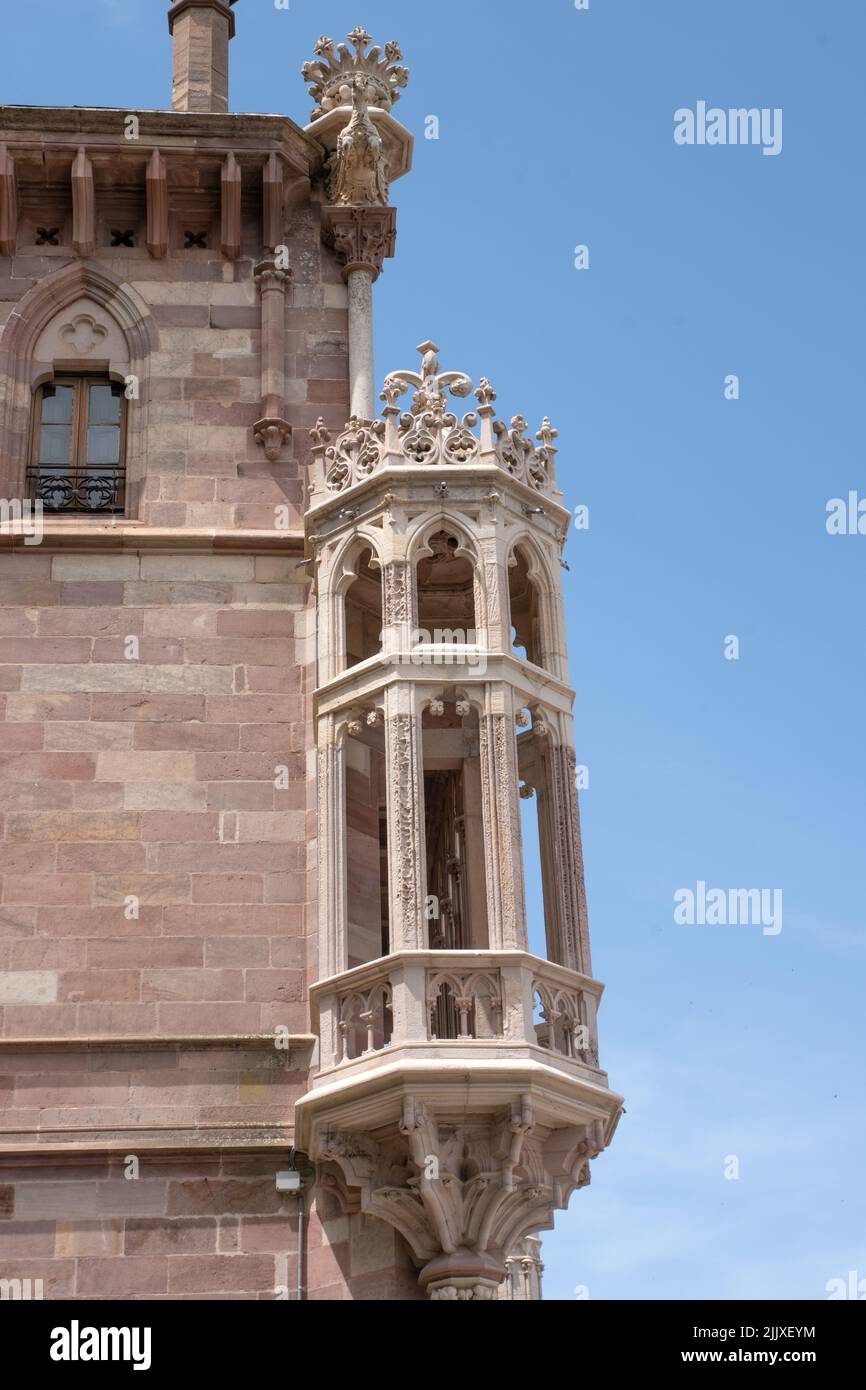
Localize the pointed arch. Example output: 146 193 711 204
316 526 386 682
407 510 487 643
0 262 158 514
505 531 564 678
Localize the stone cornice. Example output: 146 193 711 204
0 106 325 177
0 525 305 554
0 1034 317 1052
0 1125 295 1158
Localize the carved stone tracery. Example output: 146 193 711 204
320 340 557 494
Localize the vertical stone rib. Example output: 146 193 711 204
71 147 95 258
263 152 283 251
145 149 168 260
546 745 591 975
0 145 17 256
220 151 241 260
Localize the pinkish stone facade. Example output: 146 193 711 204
0 4 621 1303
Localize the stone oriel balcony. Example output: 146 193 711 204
295 950 621 1299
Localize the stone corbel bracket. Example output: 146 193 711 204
312 1095 608 1299
253 254 292 462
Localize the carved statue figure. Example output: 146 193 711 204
328 75 390 207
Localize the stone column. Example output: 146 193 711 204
322 205 397 422
383 683 426 951
348 267 375 419
544 744 592 975
317 716 348 980
381 559 412 668
478 691 528 952
253 256 292 462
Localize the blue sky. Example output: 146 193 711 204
4 0 864 1301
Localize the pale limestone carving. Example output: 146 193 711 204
319 340 558 493
315 1094 603 1297
385 706 426 949
327 76 390 207
324 416 385 490
302 29 409 121
322 204 397 280
382 560 411 625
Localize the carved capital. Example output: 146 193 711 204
322 204 397 281
254 257 292 294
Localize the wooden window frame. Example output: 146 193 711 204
28 374 128 514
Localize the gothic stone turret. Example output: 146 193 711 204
296 343 623 1298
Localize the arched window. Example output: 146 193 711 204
0 263 157 517
416 530 477 640
29 375 127 513
344 547 383 670
508 545 543 666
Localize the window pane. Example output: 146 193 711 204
88 383 122 424
40 385 74 425
86 424 120 465
38 424 72 465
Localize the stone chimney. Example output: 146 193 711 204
168 0 237 114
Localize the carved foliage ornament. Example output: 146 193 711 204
324 415 385 491
302 28 409 121
325 205 396 277
322 341 557 495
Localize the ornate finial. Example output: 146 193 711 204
302 26 409 122
309 418 331 449
383 342 473 418
536 418 559 450
475 378 497 409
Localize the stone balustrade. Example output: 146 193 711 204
312 949 603 1072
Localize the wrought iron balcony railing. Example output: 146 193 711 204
28 466 124 513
